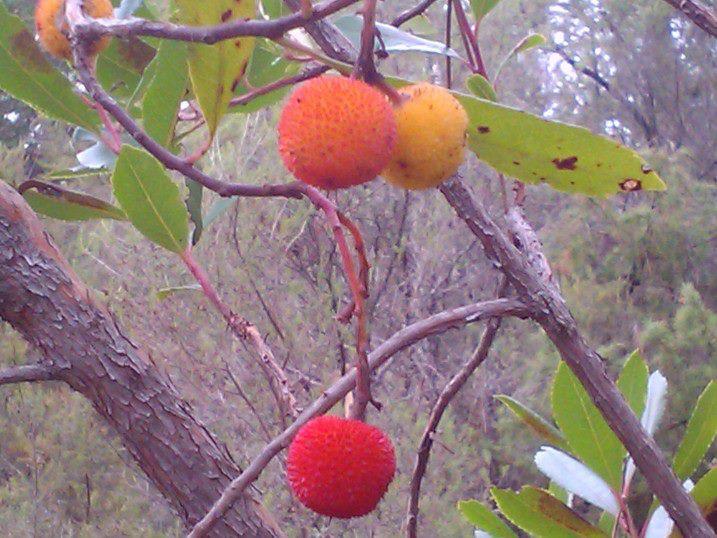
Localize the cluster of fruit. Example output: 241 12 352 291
279 75 469 191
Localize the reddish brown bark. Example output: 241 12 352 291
0 181 282 537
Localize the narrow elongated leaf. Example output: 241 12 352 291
494 34 546 81
174 0 256 136
466 74 498 102
333 15 462 59
142 40 188 147
551 362 625 489
21 182 125 221
112 145 188 253
454 92 666 197
617 350 649 418
0 2 99 132
691 468 717 517
642 371 668 435
156 284 201 300
495 395 568 451
470 0 502 20
186 178 203 245
458 500 517 538
491 486 607 537
673 381 717 480
534 447 619 516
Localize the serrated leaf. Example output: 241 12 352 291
458 500 517 538
333 15 462 59
174 0 256 137
470 0 502 20
495 395 568 450
673 381 717 480
112 145 188 253
466 74 497 102
156 283 202 300
454 92 666 197
0 2 99 132
491 486 607 537
96 37 156 99
21 183 125 221
534 447 620 515
552 362 625 490
142 40 188 147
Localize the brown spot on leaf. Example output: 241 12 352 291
116 37 156 72
231 77 240 92
476 126 490 133
641 164 653 174
539 177 546 182
512 161 520 165
552 156 578 170
10 30 51 73
221 9 233 22
235 40 243 48
596 162 602 168
619 178 642 191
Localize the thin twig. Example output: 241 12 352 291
391 0 441 27
187 298 530 537
353 0 379 82
229 64 329 108
660 0 717 37
406 279 506 537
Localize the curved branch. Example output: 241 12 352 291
188 298 531 537
406 279 508 537
71 0 361 43
0 364 55 386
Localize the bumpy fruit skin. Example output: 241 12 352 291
382 83 468 190
35 0 114 61
278 76 397 190
287 415 396 518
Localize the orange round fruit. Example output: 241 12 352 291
278 76 397 190
35 0 114 62
382 83 468 190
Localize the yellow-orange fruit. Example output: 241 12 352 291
278 76 397 190
382 83 468 190
35 0 114 61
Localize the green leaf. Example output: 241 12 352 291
96 37 156 99
457 500 517 537
617 350 649 418
111 145 189 253
142 40 188 148
495 395 568 451
466 74 498 102
21 183 125 221
494 33 546 81
186 178 203 245
333 15 462 59
551 362 624 490
491 486 607 537
691 467 717 514
672 381 717 480
0 2 99 132
156 284 202 300
174 0 256 137
470 0 502 20
455 92 666 197
203 196 236 228
43 168 104 181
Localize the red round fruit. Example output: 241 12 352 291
277 76 397 189
286 415 396 518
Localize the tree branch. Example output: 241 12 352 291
438 176 714 536
188 297 531 537
391 0 441 27
661 0 717 37
0 364 55 386
406 279 508 538
71 0 361 43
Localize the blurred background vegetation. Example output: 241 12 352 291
0 0 714 535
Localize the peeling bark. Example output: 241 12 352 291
0 181 282 537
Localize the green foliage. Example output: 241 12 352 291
491 486 606 537
173 0 255 137
466 74 498 101
111 145 189 253
22 187 126 221
494 395 568 451
616 350 649 418
96 37 157 100
672 381 717 480
0 2 99 132
457 499 517 537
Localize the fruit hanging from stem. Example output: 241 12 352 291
382 83 468 190
287 415 396 518
278 75 397 190
35 0 113 62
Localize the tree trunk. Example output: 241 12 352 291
0 181 282 537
